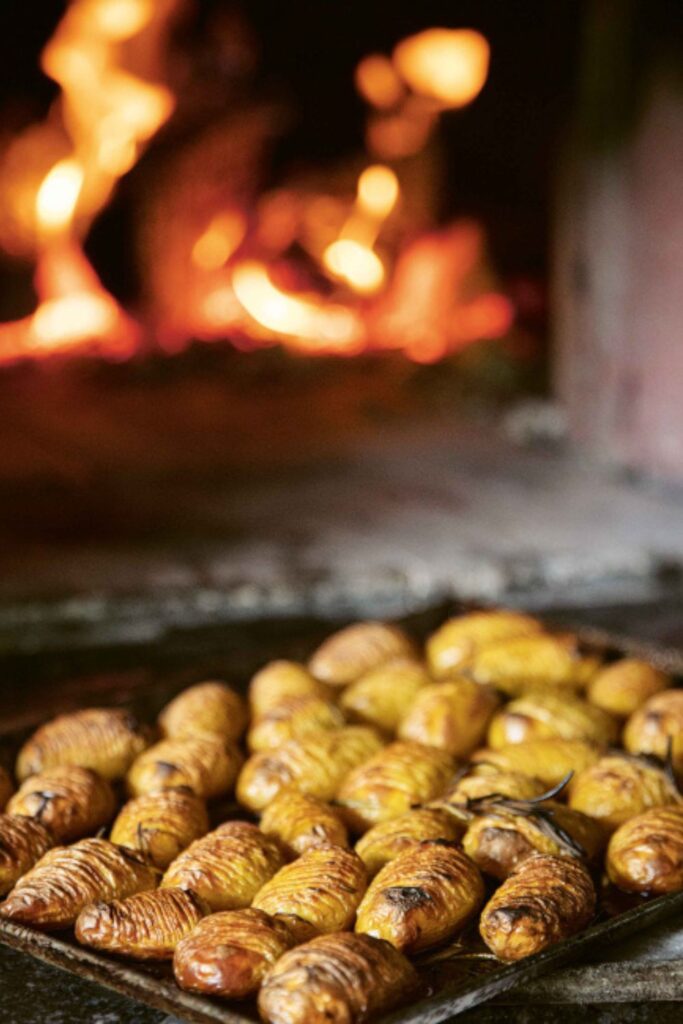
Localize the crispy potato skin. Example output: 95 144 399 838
249 661 331 718
16 708 150 782
161 821 284 911
398 679 499 757
75 887 207 959
336 741 455 833
462 635 599 696
588 659 670 718
308 622 416 687
0 814 53 897
569 754 679 833
487 691 618 749
247 696 344 753
127 737 243 800
607 806 683 894
340 658 430 733
237 727 383 813
174 907 295 998
472 739 601 788
623 690 683 770
0 838 158 929
431 765 546 811
355 809 464 877
258 932 419 1024
110 789 209 869
355 840 484 954
259 789 349 858
426 611 543 678
7 766 116 843
480 854 595 961
252 844 367 935
0 767 13 811
158 681 248 743
462 801 604 880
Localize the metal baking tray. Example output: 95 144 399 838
2 611 683 1024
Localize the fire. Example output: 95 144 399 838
323 240 385 294
35 159 85 235
393 29 490 108
191 211 247 272
356 165 400 220
354 55 405 111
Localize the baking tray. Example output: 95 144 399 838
2 612 683 1023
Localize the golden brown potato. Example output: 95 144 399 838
624 690 683 771
110 788 210 869
569 754 679 834
16 708 150 782
487 691 618 749
355 840 484 953
0 814 53 897
252 844 367 935
248 661 331 718
258 932 419 1024
336 740 455 832
127 736 242 800
236 726 383 813
472 738 601 788
462 634 600 696
462 800 604 880
0 767 13 811
0 838 157 929
158 681 248 743
355 808 464 877
588 658 670 718
259 789 349 858
161 821 283 911
426 610 543 678
247 696 344 753
607 805 683 894
397 679 499 757
480 854 595 961
75 887 207 959
308 621 416 687
430 764 546 812
7 766 116 843
174 907 295 998
339 658 430 733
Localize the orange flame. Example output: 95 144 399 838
393 29 490 109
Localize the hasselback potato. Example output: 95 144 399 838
607 805 683 894
480 854 595 960
161 821 283 912
623 690 683 770
258 932 419 1024
0 767 13 811
75 887 207 959
0 814 53 897
0 838 157 929
247 695 344 753
110 788 209 869
259 789 349 857
174 907 296 998
397 679 499 757
7 766 116 843
16 708 150 782
426 610 543 678
431 764 546 811
127 737 242 800
569 754 679 833
248 661 330 718
487 691 618 749
308 621 415 687
472 739 601 788
462 634 599 696
158 681 248 743
355 808 464 877
340 658 430 734
588 658 670 718
336 740 455 832
236 727 383 813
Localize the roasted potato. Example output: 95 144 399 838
430 764 546 812
110 788 209 869
426 610 543 678
252 844 367 935
0 838 158 929
158 681 248 742
249 660 331 718
0 814 53 897
623 689 683 771
7 766 116 843
0 767 13 811
236 726 383 813
462 634 600 696
308 621 416 687
161 821 283 911
588 658 670 718
472 738 601 788
397 679 499 757
607 805 683 894
16 708 150 782
259 789 349 858
336 740 455 832
355 840 484 953
487 691 618 749
355 808 464 877
174 907 296 998
75 887 207 959
247 695 344 753
480 853 596 960
127 736 242 800
339 658 430 733
569 753 679 833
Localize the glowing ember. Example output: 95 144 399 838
393 28 490 108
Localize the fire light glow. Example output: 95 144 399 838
393 28 490 108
